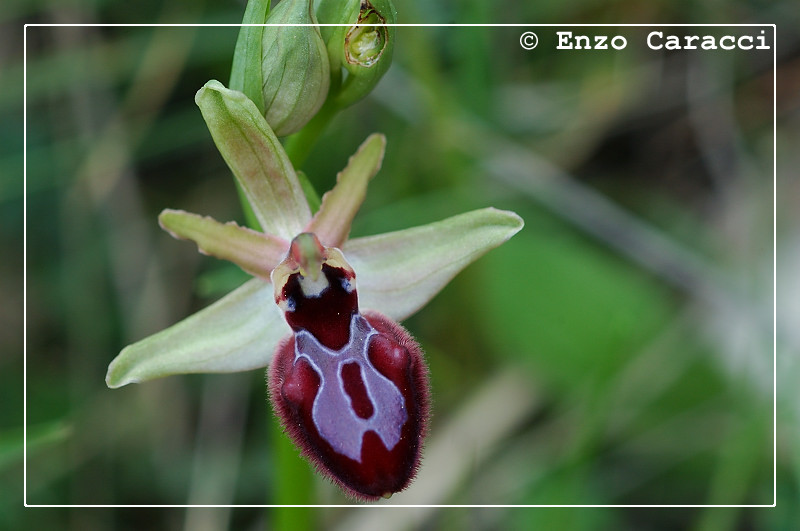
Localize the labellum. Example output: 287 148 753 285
269 233 430 500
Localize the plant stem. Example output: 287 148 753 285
235 180 262 231
283 99 339 168
270 416 315 529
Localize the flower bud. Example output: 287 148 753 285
230 0 330 136
262 0 330 135
316 0 396 107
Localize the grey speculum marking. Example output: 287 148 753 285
294 314 407 462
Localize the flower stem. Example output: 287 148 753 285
270 416 315 526
283 98 339 168
234 181 262 231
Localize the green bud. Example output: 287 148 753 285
229 0 271 112
317 0 396 108
230 0 330 136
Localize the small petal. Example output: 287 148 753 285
195 80 311 239
106 279 289 388
159 209 289 279
342 208 524 321
307 133 386 247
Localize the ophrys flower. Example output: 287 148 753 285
105 80 523 499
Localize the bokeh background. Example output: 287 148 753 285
8 0 800 529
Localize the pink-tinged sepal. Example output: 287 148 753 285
269 233 430 500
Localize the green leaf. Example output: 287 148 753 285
0 422 71 472
106 279 289 388
195 80 311 240
159 209 289 279
307 133 386 247
342 207 524 321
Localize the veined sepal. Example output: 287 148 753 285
106 279 288 388
343 207 525 321
195 80 312 240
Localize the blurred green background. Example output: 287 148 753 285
9 0 799 528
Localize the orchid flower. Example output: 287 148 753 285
105 79 523 499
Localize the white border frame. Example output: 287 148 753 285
23 23 777 509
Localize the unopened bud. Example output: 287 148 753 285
262 0 330 135
230 0 330 136
317 0 396 107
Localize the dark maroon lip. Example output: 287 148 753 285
282 264 358 351
268 240 430 501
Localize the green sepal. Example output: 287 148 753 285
229 0 271 113
106 279 289 388
342 208 524 321
195 80 311 240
